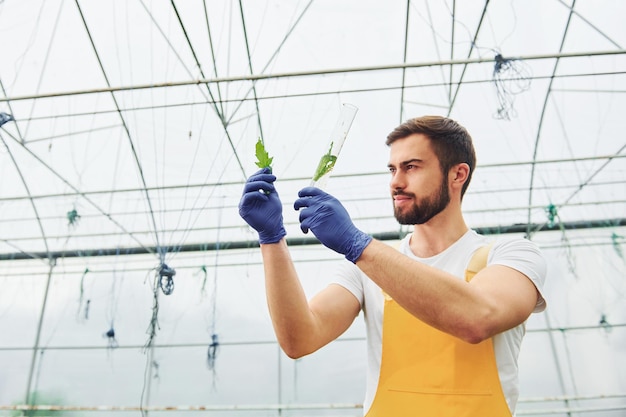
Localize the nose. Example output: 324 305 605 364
390 170 405 191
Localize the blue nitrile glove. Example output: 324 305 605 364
293 187 372 263
238 167 287 244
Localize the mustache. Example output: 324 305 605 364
392 191 414 198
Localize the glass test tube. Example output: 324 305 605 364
309 103 359 189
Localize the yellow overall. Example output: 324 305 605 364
365 244 511 417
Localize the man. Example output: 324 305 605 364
239 115 547 416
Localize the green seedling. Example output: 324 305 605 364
312 142 337 182
255 138 273 171
254 138 273 195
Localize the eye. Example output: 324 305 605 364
388 166 396 174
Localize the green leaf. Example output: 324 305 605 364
312 142 337 181
255 138 273 170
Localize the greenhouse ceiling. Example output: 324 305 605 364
0 0 624 261
0 1 625 414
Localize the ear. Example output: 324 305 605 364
449 163 470 189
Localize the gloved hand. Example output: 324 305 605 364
238 167 287 244
294 187 372 263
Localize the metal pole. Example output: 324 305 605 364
23 260 56 405
1 50 624 103
1 218 624 262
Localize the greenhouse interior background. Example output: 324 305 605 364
0 0 625 416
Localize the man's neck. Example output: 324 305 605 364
409 213 468 258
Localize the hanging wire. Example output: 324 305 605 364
140 263 168 416
237 0 264 141
198 265 208 295
144 270 161 352
0 132 50 258
201 0 225 116
205 198 224 383
76 267 90 320
143 262 177 404
0 80 25 142
67 207 81 228
140 269 161 415
1 126 156 255
154 0 232 254
103 326 119 349
545 203 577 277
525 0 578 240
20 0 65 141
222 0 315 129
445 1 491 116
153 0 316 268
138 0 253 263
408 0 491 114
83 299 91 321
159 0 246 177
598 314 612 332
163 106 222 260
492 53 532 120
158 263 176 296
528 141 626 239
207 333 219 371
103 248 124 351
74 0 164 264
72 11 175 410
610 232 624 262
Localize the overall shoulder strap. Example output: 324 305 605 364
464 243 493 282
394 238 491 283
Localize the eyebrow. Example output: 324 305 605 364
387 158 423 169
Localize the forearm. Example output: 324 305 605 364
260 239 320 357
355 239 497 342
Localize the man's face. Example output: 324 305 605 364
387 134 450 225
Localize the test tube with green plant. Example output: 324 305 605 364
310 103 358 189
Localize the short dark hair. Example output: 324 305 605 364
386 115 476 198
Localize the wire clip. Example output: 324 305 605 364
158 263 176 295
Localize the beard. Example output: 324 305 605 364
393 178 450 225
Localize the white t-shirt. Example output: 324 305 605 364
332 230 547 415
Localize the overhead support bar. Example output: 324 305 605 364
1 217 624 262
2 50 624 102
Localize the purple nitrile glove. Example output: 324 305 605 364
293 187 372 263
238 167 287 244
